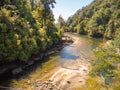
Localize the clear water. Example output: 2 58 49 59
57 34 102 70
0 34 102 88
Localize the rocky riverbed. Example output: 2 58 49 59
30 35 94 90
0 34 100 90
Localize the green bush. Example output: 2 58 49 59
88 37 120 90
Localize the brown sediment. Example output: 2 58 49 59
32 35 92 90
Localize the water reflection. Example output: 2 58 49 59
60 47 79 60
59 36 99 70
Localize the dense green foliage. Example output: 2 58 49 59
66 0 120 39
0 0 61 62
68 0 120 88
57 15 66 32
67 0 120 89
86 37 120 90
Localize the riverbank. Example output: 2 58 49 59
0 34 99 90
0 35 73 76
0 35 73 89
31 35 93 90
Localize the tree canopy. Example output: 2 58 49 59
66 0 120 39
0 0 62 62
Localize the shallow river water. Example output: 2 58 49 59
0 34 102 90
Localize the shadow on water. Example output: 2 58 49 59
59 45 81 70
60 51 79 60
60 45 79 60
58 35 102 70
0 34 102 89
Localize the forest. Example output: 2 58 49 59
0 0 62 62
66 0 120 39
0 0 120 90
64 0 120 89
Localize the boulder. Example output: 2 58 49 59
12 67 22 75
34 58 40 61
27 61 34 65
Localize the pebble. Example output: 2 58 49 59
67 81 71 84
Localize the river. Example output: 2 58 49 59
0 34 102 90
